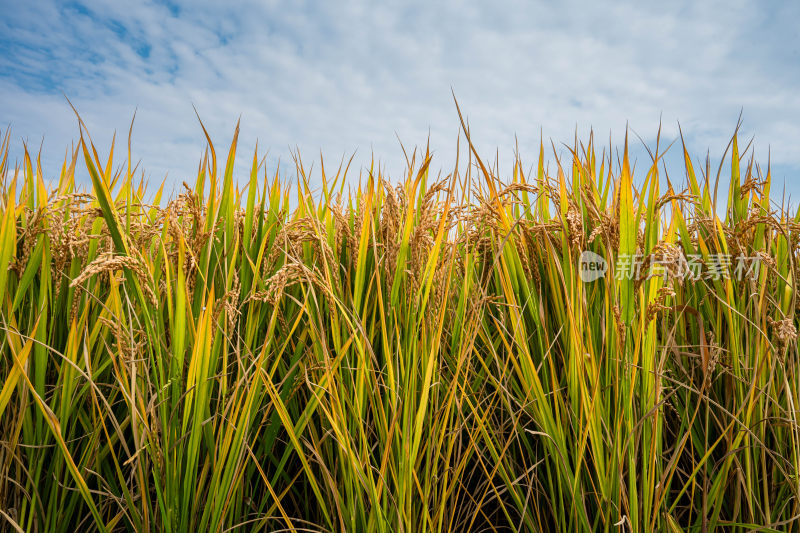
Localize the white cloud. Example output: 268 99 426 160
1 0 798 196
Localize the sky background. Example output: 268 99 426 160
1 0 799 202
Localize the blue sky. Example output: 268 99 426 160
1 0 798 201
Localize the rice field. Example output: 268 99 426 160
0 114 798 532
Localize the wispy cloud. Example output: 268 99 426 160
1 0 798 195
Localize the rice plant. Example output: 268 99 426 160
0 112 798 532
